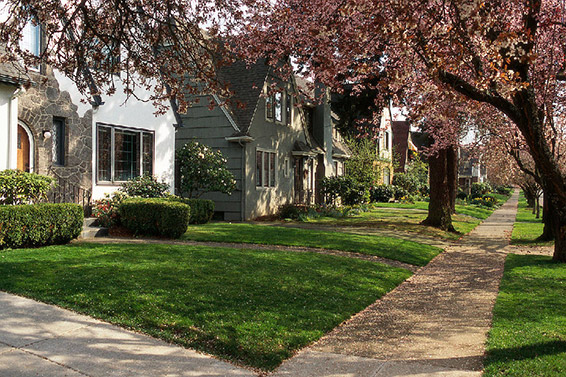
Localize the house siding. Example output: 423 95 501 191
176 100 244 221
244 87 309 219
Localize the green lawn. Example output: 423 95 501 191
484 254 566 376
183 223 442 266
0 242 411 370
511 192 552 245
295 200 501 241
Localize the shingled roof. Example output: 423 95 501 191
216 59 270 134
0 51 27 86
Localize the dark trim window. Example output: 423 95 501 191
256 149 276 188
52 117 65 166
96 123 154 183
266 89 288 124
266 96 274 120
274 92 283 122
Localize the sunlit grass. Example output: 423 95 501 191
0 242 412 370
511 192 553 246
183 223 441 266
484 254 566 376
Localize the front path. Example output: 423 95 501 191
272 189 520 377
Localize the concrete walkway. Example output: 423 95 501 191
0 293 255 376
271 189 520 377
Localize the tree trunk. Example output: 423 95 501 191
422 148 456 232
541 186 566 262
552 210 566 262
538 190 555 241
446 145 458 214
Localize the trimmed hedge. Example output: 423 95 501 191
168 197 214 224
0 203 83 249
119 198 190 238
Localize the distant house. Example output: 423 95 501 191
175 60 351 220
0 21 176 206
392 120 421 173
458 149 487 194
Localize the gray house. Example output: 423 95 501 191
176 60 350 220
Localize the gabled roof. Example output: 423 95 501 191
216 59 270 135
332 138 352 159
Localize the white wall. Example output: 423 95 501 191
55 72 176 200
0 84 19 171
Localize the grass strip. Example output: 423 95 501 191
484 254 566 376
183 223 441 266
511 192 552 245
0 242 411 370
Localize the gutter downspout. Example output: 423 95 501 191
241 141 246 221
7 86 25 169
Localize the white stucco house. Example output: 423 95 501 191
0 21 176 204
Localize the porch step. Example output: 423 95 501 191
79 217 108 239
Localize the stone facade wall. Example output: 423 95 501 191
18 67 93 190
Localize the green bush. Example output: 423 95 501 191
392 186 410 201
120 174 169 198
471 194 498 208
320 176 369 205
471 182 492 198
278 203 308 220
370 184 395 202
177 141 236 198
0 170 55 205
0 203 83 249
457 188 468 200
119 198 190 238
392 173 420 195
168 197 215 224
494 185 513 195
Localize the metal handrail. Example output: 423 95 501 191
45 177 92 216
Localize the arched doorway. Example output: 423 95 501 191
17 123 34 172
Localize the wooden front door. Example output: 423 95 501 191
17 125 30 172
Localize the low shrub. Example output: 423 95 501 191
471 194 498 208
0 170 55 205
120 174 170 198
320 176 368 205
168 197 214 224
393 186 410 201
494 185 513 195
471 182 492 198
370 184 395 202
119 198 190 238
278 203 308 220
92 191 130 228
392 173 420 195
457 189 469 200
0 203 83 249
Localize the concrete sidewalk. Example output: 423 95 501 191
0 292 255 376
272 189 520 377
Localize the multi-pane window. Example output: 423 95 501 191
266 96 274 120
21 21 41 70
97 124 154 183
274 92 283 122
52 117 65 166
256 150 276 187
265 90 288 124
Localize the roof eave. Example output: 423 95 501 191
225 135 254 143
